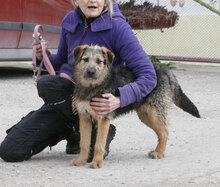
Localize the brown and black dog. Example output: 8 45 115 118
71 45 200 168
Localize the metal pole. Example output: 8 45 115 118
193 0 220 16
152 55 220 63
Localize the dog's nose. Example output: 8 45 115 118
86 69 96 78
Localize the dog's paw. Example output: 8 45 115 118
89 159 103 169
148 151 164 159
71 158 87 166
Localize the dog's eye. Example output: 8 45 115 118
96 59 102 64
82 57 89 63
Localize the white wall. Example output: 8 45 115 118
137 14 220 59
117 1 220 59
129 0 220 59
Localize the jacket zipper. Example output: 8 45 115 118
79 19 88 45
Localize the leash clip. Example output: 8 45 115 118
32 32 43 41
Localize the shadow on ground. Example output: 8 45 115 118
0 67 33 78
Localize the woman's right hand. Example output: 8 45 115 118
32 40 51 61
32 41 43 61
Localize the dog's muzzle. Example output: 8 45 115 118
85 68 97 79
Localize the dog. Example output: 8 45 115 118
71 45 200 168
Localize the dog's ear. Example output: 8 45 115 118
73 45 89 63
101 47 115 66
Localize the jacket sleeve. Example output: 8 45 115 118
113 22 157 108
49 27 68 73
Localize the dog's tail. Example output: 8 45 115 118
169 72 200 118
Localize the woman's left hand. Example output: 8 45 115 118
90 93 121 116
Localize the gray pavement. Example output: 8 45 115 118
0 61 220 186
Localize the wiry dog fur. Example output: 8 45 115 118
71 45 200 168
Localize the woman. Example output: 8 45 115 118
0 0 157 162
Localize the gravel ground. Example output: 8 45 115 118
0 61 220 187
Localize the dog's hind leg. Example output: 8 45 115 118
137 105 168 159
71 113 92 166
89 118 110 168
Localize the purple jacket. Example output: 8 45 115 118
49 4 157 108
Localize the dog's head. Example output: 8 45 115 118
72 45 115 87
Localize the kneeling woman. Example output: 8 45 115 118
0 0 156 162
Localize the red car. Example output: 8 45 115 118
0 0 74 60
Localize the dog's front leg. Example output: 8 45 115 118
89 118 110 169
71 113 92 166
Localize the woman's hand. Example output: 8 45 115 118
90 93 121 116
32 40 50 61
60 73 73 82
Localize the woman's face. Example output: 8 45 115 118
75 0 105 18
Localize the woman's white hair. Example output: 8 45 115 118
71 0 114 17
105 0 114 17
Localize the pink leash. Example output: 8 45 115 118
32 25 77 85
32 25 56 82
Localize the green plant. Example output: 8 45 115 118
150 56 175 69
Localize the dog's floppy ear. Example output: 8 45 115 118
101 47 115 66
73 45 89 63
